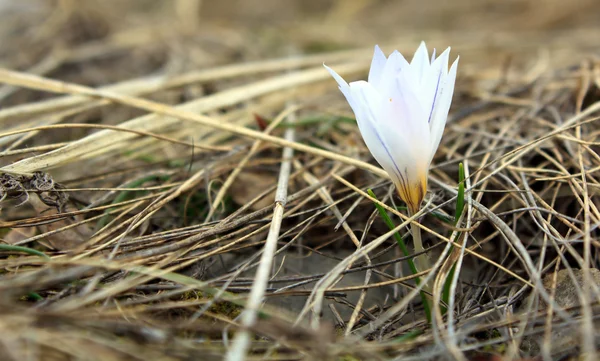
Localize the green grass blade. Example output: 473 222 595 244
97 174 170 228
0 244 50 260
26 292 44 301
454 162 465 222
393 328 422 343
0 244 49 301
442 162 465 314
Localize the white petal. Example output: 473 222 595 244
391 74 431 160
324 64 349 91
430 47 451 71
324 63 355 104
428 55 459 164
387 50 410 70
410 41 430 85
422 47 451 125
346 81 405 185
363 72 431 190
368 45 387 88
372 90 431 208
412 41 430 65
377 50 409 99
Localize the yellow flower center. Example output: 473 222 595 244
395 173 428 213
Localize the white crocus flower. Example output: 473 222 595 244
325 42 458 212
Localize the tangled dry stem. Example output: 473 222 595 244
0 1 599 360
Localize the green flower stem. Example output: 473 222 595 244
408 215 430 275
367 189 431 322
408 208 433 301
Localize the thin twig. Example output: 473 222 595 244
225 110 296 361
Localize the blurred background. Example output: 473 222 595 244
1 0 599 85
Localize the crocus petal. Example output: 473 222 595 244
391 73 432 172
412 41 430 64
377 50 409 100
324 64 349 92
380 93 431 210
428 55 459 164
423 47 451 125
391 72 431 151
410 42 430 84
323 64 357 112
368 45 387 88
346 81 405 186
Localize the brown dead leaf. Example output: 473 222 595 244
2 227 36 245
29 196 93 251
228 171 276 211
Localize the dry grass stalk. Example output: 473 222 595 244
1 1 600 360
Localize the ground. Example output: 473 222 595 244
0 0 599 360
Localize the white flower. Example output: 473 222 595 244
325 42 459 212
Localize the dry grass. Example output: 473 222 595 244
1 0 600 360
